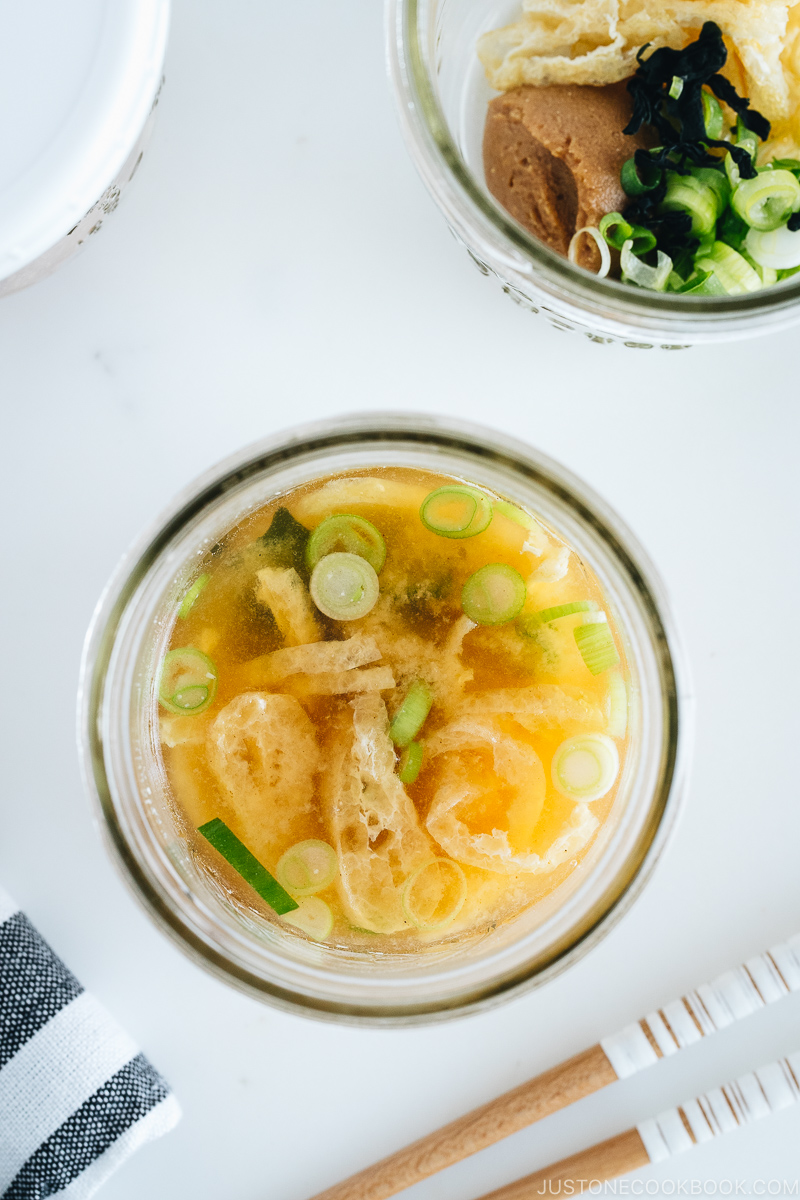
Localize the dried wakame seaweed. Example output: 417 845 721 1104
624 22 769 180
619 23 771 255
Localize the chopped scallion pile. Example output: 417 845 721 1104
198 818 298 914
593 23 800 296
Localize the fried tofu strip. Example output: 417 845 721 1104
255 566 321 646
293 667 395 697
322 694 432 933
234 634 382 688
426 716 598 874
206 692 320 857
159 713 212 748
293 477 429 525
457 685 603 729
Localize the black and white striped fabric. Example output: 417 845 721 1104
0 887 180 1199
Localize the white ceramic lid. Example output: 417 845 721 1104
0 0 170 282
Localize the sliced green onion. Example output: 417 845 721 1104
574 614 620 675
535 601 596 624
599 212 632 249
695 232 716 260
159 647 218 714
736 115 759 161
493 499 534 529
401 859 467 930
605 669 628 739
701 90 724 140
725 150 742 191
628 226 658 256
281 897 334 940
306 514 386 574
741 250 778 287
420 486 492 539
731 170 800 232
675 270 727 295
621 155 663 196
669 75 684 100
461 563 526 626
660 171 721 237
717 206 749 252
309 552 380 620
671 243 697 282
551 734 619 803
693 167 730 212
601 213 655 256
568 226 611 278
771 158 800 176
745 223 800 270
398 741 424 784
275 840 338 896
777 265 800 280
620 241 672 292
198 818 298 914
695 242 762 294
390 681 433 747
178 573 210 619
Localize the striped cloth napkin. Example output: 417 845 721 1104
0 887 180 1199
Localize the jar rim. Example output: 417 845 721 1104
79 413 691 1024
386 0 800 335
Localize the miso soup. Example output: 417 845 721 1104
158 468 629 949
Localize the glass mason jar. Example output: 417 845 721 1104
386 0 800 347
79 415 690 1024
0 0 169 299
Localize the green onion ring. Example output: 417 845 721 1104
159 647 218 715
309 552 380 621
305 513 386 573
461 563 526 626
420 486 493 539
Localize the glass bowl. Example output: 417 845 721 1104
386 0 800 347
79 414 691 1024
0 0 169 298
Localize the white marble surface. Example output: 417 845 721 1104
2 1 800 1196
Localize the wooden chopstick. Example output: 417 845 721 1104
477 1132 649 1200
308 933 800 1200
310 1047 616 1200
477 1052 800 1198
